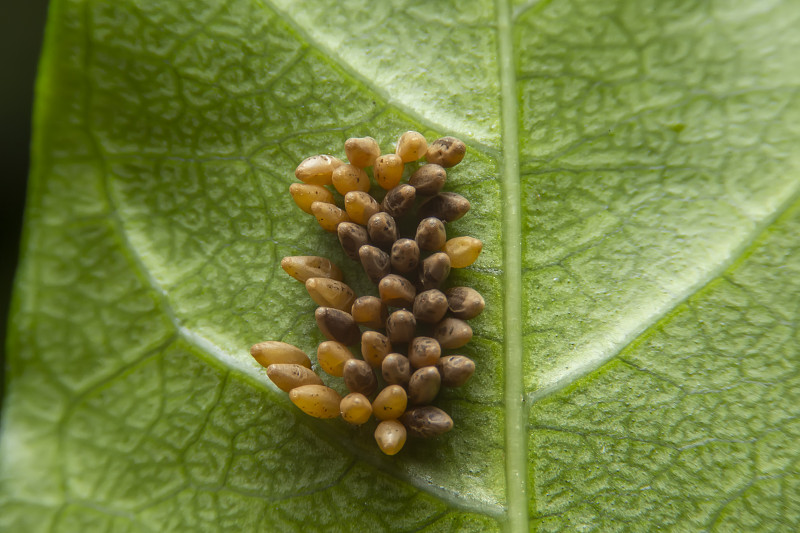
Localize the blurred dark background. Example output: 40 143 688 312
1 1 51 398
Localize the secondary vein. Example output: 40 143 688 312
528 180 800 405
258 0 499 157
496 0 529 531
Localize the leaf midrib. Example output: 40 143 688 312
495 0 529 531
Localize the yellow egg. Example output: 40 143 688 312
250 341 311 368
372 385 407 421
317 341 354 377
374 420 407 455
289 385 342 419
443 236 483 268
340 393 372 425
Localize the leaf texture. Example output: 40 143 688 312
2 0 800 531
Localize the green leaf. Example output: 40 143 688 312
2 0 800 530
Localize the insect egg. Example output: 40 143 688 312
382 353 412 386
395 131 428 162
425 136 466 168
337 222 370 261
289 385 342 419
266 364 324 392
374 154 404 190
311 201 350 232
289 183 335 214
340 393 373 425
280 256 343 282
374 420 407 455
351 296 388 329
443 236 483 268
295 154 344 185
409 164 447 196
316 341 355 377
332 164 371 195
372 385 408 421
250 341 311 368
344 191 380 225
343 359 378 396
407 366 442 405
361 331 392 368
344 136 381 168
305 278 356 311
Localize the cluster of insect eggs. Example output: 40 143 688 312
251 132 484 455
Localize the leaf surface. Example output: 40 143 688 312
2 0 800 530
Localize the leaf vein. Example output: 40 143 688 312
255 0 499 156
528 181 800 404
497 0 529 531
